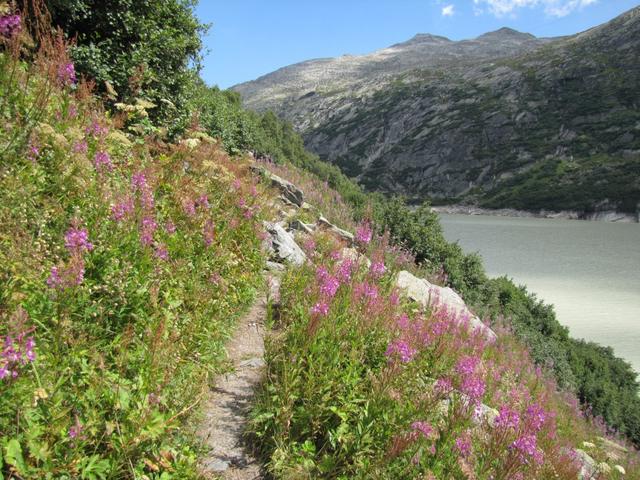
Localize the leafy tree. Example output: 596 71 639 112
41 0 207 131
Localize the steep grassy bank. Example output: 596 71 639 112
247 181 640 479
0 39 265 477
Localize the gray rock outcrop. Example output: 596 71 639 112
395 270 497 342
251 165 304 207
264 222 306 266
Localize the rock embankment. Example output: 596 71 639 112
431 205 639 223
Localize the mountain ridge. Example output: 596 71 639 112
233 7 640 214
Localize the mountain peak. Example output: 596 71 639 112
477 27 536 41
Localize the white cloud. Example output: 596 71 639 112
473 0 597 17
441 4 455 16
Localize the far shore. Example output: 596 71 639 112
431 205 639 223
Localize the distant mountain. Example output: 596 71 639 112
233 7 640 214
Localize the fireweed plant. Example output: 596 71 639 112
249 227 639 478
0 23 265 478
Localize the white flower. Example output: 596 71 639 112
614 465 626 475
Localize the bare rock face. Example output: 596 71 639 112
395 270 497 342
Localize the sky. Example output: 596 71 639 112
196 0 640 89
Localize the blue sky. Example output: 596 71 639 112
196 0 639 89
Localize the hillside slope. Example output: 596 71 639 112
234 7 640 214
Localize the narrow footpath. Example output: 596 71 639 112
197 289 271 479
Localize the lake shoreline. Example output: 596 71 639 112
432 205 639 223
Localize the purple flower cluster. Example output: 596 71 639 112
411 421 433 439
460 376 486 402
336 258 354 283
73 140 88 154
456 355 479 377
111 197 134 222
454 434 472 457
311 301 329 317
0 13 21 38
1 333 35 380
93 151 113 172
57 62 77 86
511 434 544 465
140 216 157 246
48 226 94 290
385 339 416 363
355 221 373 245
154 243 169 261
64 227 94 253
526 403 547 432
369 260 386 278
85 120 108 138
316 266 340 298
131 172 147 191
495 405 521 430
203 219 215 247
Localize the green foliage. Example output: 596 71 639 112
40 0 207 133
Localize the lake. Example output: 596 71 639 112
439 214 640 373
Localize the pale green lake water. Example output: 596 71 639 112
439 214 640 373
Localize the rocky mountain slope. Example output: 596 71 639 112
234 7 640 214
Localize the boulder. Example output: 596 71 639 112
251 166 304 207
574 449 598 480
395 270 497 342
264 222 306 266
318 216 355 245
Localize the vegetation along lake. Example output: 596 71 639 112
440 213 640 373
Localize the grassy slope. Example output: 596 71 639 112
249 160 640 479
0 50 266 478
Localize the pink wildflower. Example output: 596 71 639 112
47 266 62 289
140 216 157 246
165 221 176 235
411 421 433 439
385 339 416 363
131 172 147 191
319 274 340 298
73 140 88 154
511 435 543 465
93 151 113 172
111 197 134 222
526 403 547 432
154 244 169 261
495 405 521 430
355 221 373 245
311 302 329 317
57 62 77 86
203 219 215 247
369 260 386 278
197 194 210 209
183 199 196 217
336 259 354 283
0 13 21 38
454 434 472 457
456 356 479 377
64 227 94 253
460 376 485 402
